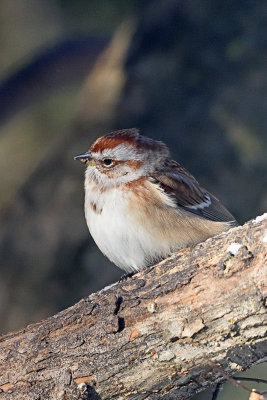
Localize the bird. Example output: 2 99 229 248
74 128 237 273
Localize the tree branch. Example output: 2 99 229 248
0 215 266 399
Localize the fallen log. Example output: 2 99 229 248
0 215 266 399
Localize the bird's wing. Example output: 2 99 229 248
151 159 237 225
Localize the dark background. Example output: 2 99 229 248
0 1 266 398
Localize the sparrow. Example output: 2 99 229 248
75 128 237 273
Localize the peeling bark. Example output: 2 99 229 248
0 215 266 399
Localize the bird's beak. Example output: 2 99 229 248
74 152 96 166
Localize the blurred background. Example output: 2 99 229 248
0 0 266 398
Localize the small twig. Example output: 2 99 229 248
208 362 261 395
234 377 267 386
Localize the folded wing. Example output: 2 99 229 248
152 159 237 225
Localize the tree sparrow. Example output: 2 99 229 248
75 129 237 273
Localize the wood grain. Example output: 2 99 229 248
0 215 266 399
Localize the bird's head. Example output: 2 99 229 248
74 128 169 188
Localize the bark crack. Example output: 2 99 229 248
0 216 266 400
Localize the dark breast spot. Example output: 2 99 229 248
90 202 102 214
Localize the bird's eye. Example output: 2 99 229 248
102 158 113 167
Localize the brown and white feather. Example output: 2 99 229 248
75 128 237 272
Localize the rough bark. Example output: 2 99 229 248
0 215 266 400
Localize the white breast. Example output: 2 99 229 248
84 182 172 272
